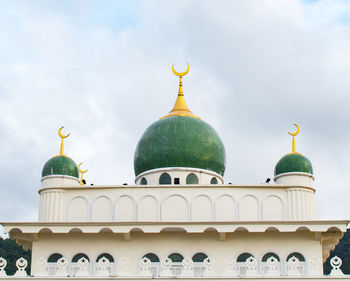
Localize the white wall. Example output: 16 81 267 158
38 184 315 223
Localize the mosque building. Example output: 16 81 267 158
0 65 348 280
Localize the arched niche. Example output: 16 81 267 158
263 195 283 220
186 173 199 184
91 196 111 222
216 195 235 221
138 195 158 221
239 195 259 221
159 173 171 185
162 195 188 221
68 197 88 222
192 195 212 221
115 195 135 221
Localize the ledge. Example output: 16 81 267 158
2 220 348 235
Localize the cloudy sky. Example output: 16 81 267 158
1 0 350 232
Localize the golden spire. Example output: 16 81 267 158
288 123 300 154
161 63 200 119
58 126 70 156
78 162 88 186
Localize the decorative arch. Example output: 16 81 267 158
159 173 171 184
168 253 184 262
186 173 199 184
215 194 236 221
72 253 90 262
91 195 112 222
143 253 160 262
161 194 189 221
239 195 260 221
210 177 218 184
191 194 212 221
140 177 147 185
114 194 136 221
263 195 284 220
141 253 160 276
138 194 159 221
67 196 89 221
96 253 114 262
48 253 63 262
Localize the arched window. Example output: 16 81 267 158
192 252 208 276
261 252 280 276
71 253 90 276
286 252 306 275
186 173 199 184
94 253 115 276
168 253 184 275
142 253 160 276
210 177 218 184
140 177 147 185
237 253 254 277
159 173 171 184
47 253 63 276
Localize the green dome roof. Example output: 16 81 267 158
42 155 79 178
134 116 226 176
274 153 313 176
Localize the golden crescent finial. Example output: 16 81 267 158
288 123 300 153
58 126 70 156
58 126 70 139
78 162 88 186
288 123 300 137
172 63 190 77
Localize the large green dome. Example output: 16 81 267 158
134 116 226 176
274 153 313 176
42 155 79 178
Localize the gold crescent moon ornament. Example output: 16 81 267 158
288 123 300 137
58 126 70 139
78 162 88 186
288 123 300 153
58 126 70 156
172 63 190 77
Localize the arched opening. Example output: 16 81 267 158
71 253 90 276
192 252 208 276
168 253 184 276
94 253 115 276
210 177 218 184
142 253 160 276
140 177 147 185
159 173 171 185
47 253 63 276
237 253 254 276
286 252 306 276
186 173 199 184
261 252 280 276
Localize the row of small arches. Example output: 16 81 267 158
66 193 285 222
45 251 306 277
140 172 218 185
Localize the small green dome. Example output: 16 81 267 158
42 155 79 178
134 116 226 176
274 153 313 176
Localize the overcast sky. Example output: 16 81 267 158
0 0 350 231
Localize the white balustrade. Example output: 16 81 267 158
14 257 28 277
180 257 194 277
0 257 7 277
160 257 173 277
138 257 152 277
330 256 344 276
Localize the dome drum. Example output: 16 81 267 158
274 172 314 187
41 175 80 188
135 167 223 186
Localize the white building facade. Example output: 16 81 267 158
0 66 348 280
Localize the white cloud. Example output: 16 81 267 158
0 0 349 222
